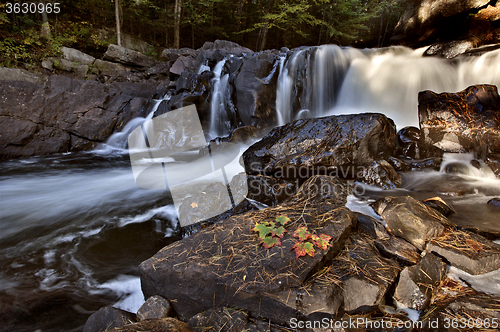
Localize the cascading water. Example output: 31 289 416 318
209 59 231 138
276 46 500 128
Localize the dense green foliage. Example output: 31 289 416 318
0 0 407 68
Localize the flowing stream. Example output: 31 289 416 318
1 46 500 331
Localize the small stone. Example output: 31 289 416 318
83 306 136 332
136 295 172 321
488 198 500 208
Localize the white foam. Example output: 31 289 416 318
345 195 385 225
395 300 420 322
118 204 178 229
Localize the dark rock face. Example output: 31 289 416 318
393 253 447 310
0 76 154 160
83 306 136 332
233 52 280 128
396 126 422 159
419 85 500 157
243 113 396 178
427 229 500 274
108 318 192 332
136 295 172 321
392 0 491 46
140 196 356 324
358 160 402 189
371 196 449 250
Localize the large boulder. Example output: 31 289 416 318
0 76 155 160
83 306 136 332
60 46 96 65
419 85 500 157
243 113 396 179
140 176 356 324
392 0 492 46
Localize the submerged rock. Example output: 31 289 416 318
371 196 449 250
419 84 500 156
243 113 396 178
427 229 500 274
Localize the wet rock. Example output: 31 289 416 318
60 46 95 65
104 44 157 68
424 39 476 58
83 306 136 332
140 202 356 324
233 52 279 128
407 157 442 170
188 307 250 332
488 197 500 208
419 85 500 156
246 175 297 206
427 229 500 274
371 196 448 250
464 43 500 56
243 113 396 178
393 253 447 310
0 67 44 84
358 160 402 189
355 213 389 240
423 197 456 216
136 295 172 321
374 236 421 265
486 154 500 177
108 317 192 332
396 126 422 159
387 156 412 173
328 234 401 315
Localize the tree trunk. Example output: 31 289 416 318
115 0 121 46
257 0 274 51
41 1 51 37
174 0 182 49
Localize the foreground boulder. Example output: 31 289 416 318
243 113 396 178
371 196 449 250
419 84 500 156
140 176 356 324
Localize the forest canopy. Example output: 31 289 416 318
0 0 407 68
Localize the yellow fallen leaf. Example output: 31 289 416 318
190 202 198 208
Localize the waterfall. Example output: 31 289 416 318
209 59 231 138
101 94 169 151
275 46 500 129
